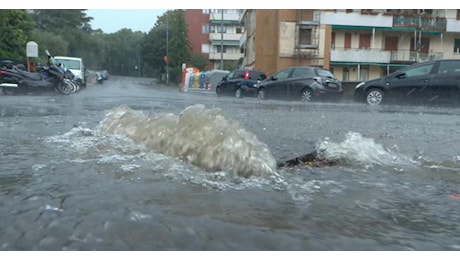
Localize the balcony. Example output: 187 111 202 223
331 47 443 63
209 52 244 60
209 13 241 25
331 48 391 63
393 14 446 31
209 33 242 42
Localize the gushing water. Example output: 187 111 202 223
94 104 278 178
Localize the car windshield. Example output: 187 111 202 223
54 59 80 70
316 68 337 79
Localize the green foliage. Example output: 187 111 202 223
105 29 146 76
141 9 192 83
0 10 35 60
30 30 69 62
0 9 194 83
223 60 242 71
190 54 210 71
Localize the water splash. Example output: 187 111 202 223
94 104 278 178
315 131 416 167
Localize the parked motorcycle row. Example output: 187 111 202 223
0 50 85 95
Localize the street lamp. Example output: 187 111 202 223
220 9 224 70
166 15 169 84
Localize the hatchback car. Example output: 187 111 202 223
215 69 267 98
354 59 460 106
256 66 343 102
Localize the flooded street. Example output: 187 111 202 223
1 76 460 250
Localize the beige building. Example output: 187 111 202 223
239 9 460 81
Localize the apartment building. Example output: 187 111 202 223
185 9 245 70
240 9 460 81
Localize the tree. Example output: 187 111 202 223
29 30 69 63
0 10 35 60
106 29 146 76
30 9 101 66
190 54 210 71
142 9 191 83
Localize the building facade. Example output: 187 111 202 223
240 9 460 81
185 9 245 70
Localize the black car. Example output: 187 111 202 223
256 66 343 102
215 69 267 98
354 59 460 106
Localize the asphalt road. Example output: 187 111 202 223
2 76 460 250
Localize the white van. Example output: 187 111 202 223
53 56 87 87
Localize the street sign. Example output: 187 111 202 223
26 41 38 57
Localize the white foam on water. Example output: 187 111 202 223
94 104 279 178
315 131 417 167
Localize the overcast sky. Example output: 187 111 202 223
85 10 168 34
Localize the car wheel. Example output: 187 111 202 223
257 88 266 100
366 88 384 105
235 88 242 98
301 88 313 102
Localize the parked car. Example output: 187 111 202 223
215 69 267 98
354 59 460 106
100 70 109 80
53 56 87 88
256 66 343 102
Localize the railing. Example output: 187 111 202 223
331 47 444 63
209 33 242 42
209 52 243 60
393 14 447 31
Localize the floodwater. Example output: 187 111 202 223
1 77 460 250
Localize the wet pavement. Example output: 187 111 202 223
1 76 460 250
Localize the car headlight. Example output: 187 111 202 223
355 82 365 90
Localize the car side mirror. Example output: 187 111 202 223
394 72 406 79
271 76 277 80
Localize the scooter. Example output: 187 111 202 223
0 50 74 95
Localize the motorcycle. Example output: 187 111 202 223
58 63 79 93
0 50 74 95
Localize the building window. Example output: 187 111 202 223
342 67 349 81
202 24 210 34
299 28 312 45
359 34 371 49
359 67 369 81
454 39 460 53
344 33 351 49
331 32 336 49
202 9 210 14
457 10 460 20
236 26 243 34
211 25 227 33
202 44 210 54
216 45 227 53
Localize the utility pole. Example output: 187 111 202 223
220 9 224 70
166 14 169 84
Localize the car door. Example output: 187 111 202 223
385 62 434 103
227 70 245 94
290 67 315 99
266 68 293 99
430 60 460 103
219 70 243 95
